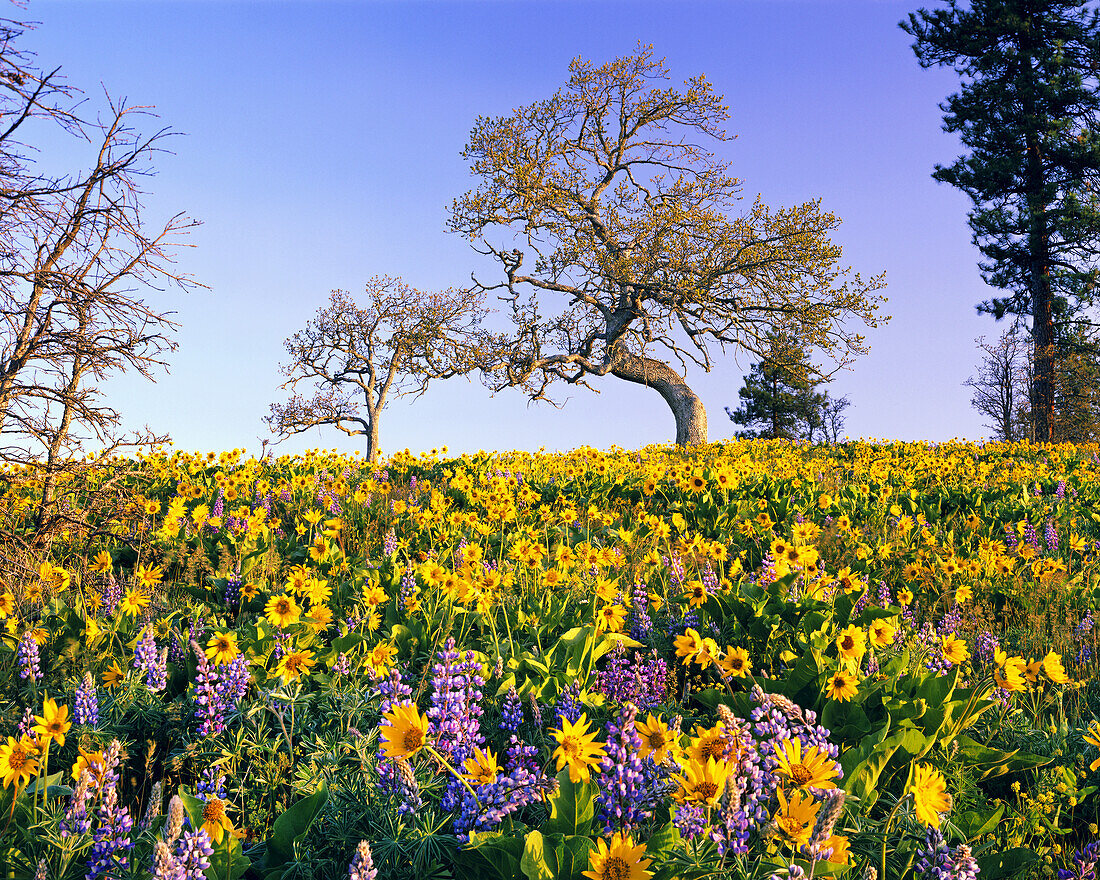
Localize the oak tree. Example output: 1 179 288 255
266 278 484 461
451 47 886 445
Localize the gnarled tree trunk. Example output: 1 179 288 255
610 347 707 445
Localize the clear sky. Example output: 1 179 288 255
26 0 998 456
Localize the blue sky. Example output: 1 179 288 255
28 0 995 455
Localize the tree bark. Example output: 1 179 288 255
610 347 707 445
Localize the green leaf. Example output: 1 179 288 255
461 832 525 880
952 735 1051 780
520 831 556 880
266 783 329 868
976 847 1038 879
544 769 596 837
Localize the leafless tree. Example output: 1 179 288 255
266 279 485 461
451 46 887 446
0 13 199 537
964 325 1030 442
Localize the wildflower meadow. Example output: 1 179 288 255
2 440 1100 880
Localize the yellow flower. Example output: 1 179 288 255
909 764 952 827
634 714 678 765
1043 651 1070 685
596 603 626 634
825 669 859 702
201 797 235 844
380 702 430 760
33 698 72 748
954 585 973 604
941 635 970 665
772 738 838 791
0 591 13 618
134 564 164 590
835 625 866 662
119 588 150 618
550 713 607 783
1084 722 1100 772
102 661 125 689
265 593 301 629
897 587 914 606
673 628 718 669
582 832 653 880
205 631 240 666
773 787 821 848
71 748 105 783
90 550 113 574
685 723 729 764
276 649 316 682
869 618 897 648
718 646 752 678
463 747 500 786
0 735 39 789
674 756 732 806
994 653 1027 692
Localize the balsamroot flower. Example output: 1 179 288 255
908 763 952 827
380 703 430 760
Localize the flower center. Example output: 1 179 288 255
695 781 719 801
647 732 666 749
561 735 581 759
203 799 225 824
604 856 631 880
700 739 724 761
8 746 27 770
840 636 854 651
790 763 814 786
402 727 424 752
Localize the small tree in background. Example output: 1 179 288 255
726 331 847 441
964 326 1030 442
266 278 485 462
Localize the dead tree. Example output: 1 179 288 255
0 15 199 538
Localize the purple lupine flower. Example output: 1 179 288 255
427 637 485 764
348 840 378 880
1025 520 1039 549
196 768 227 801
192 641 225 736
376 670 414 800
174 830 214 880
674 802 709 839
427 638 485 810
1045 519 1059 552
915 826 979 880
629 581 652 641
134 628 167 692
975 631 1000 666
224 571 241 610
454 766 557 836
383 529 397 556
1060 840 1100 880
75 671 99 726
1004 523 1018 550
62 766 98 838
101 575 122 616
554 681 584 725
333 653 352 675
17 631 41 682
15 706 35 738
595 703 651 834
1057 480 1067 500
500 688 523 735
85 741 134 880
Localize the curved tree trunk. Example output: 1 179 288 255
610 348 707 445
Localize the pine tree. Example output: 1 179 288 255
726 332 833 440
902 0 1100 441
